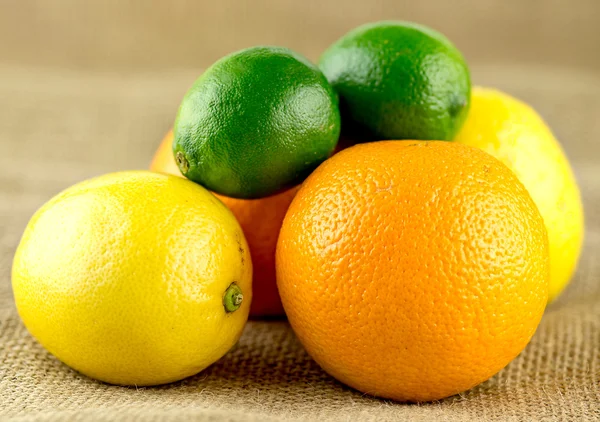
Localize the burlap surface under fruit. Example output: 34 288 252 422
1 2 599 420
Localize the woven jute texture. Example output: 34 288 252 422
1 1 599 420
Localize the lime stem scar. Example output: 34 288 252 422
223 282 243 313
175 152 189 174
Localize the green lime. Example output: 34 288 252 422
319 21 471 142
173 46 341 199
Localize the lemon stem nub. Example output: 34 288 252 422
176 152 189 174
223 282 243 313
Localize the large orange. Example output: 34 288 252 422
277 141 549 402
151 130 297 317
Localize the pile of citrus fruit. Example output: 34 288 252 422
12 21 584 402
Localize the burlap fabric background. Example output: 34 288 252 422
0 1 598 420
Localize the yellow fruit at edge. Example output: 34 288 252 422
454 87 584 302
12 171 252 386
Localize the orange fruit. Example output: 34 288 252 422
276 141 549 402
151 130 295 317
215 188 297 317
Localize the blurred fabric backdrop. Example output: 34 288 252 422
0 1 599 421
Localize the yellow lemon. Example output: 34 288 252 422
454 87 584 302
12 171 252 386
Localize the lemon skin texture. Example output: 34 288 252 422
12 171 252 386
